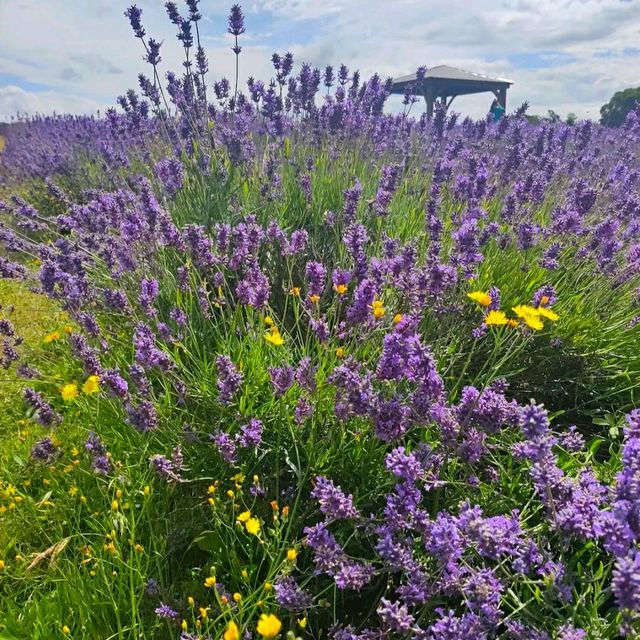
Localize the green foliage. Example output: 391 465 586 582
600 87 640 127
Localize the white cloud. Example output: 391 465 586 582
0 85 105 121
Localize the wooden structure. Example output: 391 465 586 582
390 65 513 118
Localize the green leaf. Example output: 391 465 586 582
194 530 226 554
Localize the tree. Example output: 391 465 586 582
600 87 640 127
565 112 577 126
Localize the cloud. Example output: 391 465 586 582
0 85 105 121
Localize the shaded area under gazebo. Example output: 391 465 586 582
390 65 513 118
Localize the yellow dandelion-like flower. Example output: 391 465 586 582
245 517 261 535
298 617 307 629
392 313 403 324
467 291 492 307
233 592 242 603
204 576 217 588
187 596 195 607
334 283 348 295
309 294 320 304
63 325 74 334
512 305 544 331
237 510 252 523
43 331 61 344
371 299 385 319
289 287 301 297
264 326 284 346
0 560 5 570
484 310 509 326
62 625 71 635
507 319 519 328
264 316 274 326
537 306 559 321
335 347 345 358
224 621 240 640
82 375 101 395
256 613 282 639
287 548 298 561
181 620 188 632
60 383 79 401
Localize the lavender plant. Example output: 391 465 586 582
1 2 640 639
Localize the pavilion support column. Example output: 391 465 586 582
424 85 434 119
496 87 507 109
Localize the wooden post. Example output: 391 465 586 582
497 87 506 109
424 85 434 119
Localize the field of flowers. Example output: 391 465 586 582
1 3 640 639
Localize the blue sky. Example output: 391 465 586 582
1 0 639 121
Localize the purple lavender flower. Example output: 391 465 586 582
613 550 640 612
311 476 360 520
24 388 59 426
237 418 263 448
215 355 243 405
154 603 179 619
377 598 414 633
31 437 56 463
126 400 158 432
211 430 237 464
305 261 327 298
274 576 311 611
150 446 183 482
269 366 294 397
154 158 184 196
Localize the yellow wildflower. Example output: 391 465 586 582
264 316 274 326
242 569 249 581
537 306 559 321
111 500 119 511
44 331 61 344
507 319 519 328
0 560 5 570
144 485 151 496
181 620 188 632
512 305 544 330
334 283 348 295
298 617 307 629
484 310 509 326
290 287 301 297
224 621 241 640
246 517 261 535
62 626 71 635
309 294 320 303
204 576 217 588
233 592 242 603
467 291 492 307
257 613 282 639
264 326 284 346
82 375 101 395
134 544 144 553
237 510 252 523
199 607 209 619
63 325 74 334
393 313 403 324
264 582 272 591
187 596 195 607
287 548 298 561
371 299 385 319
60 383 79 401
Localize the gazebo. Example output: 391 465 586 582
390 65 513 118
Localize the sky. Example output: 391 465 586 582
1 0 639 122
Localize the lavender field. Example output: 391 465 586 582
1 3 640 639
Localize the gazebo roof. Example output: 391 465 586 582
391 64 513 98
